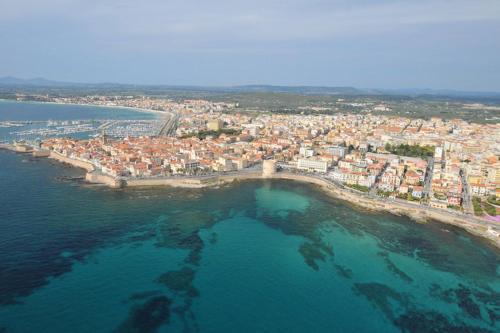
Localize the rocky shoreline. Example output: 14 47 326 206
80 164 500 249
3 146 499 249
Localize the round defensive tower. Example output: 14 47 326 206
262 159 277 178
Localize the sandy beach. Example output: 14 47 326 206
0 98 168 117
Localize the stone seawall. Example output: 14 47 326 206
49 151 95 172
85 172 123 188
124 172 263 188
35 155 498 248
122 171 499 246
271 173 499 247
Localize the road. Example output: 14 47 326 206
158 112 179 137
423 157 434 199
460 170 473 214
297 171 496 229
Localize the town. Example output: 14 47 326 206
26 98 499 219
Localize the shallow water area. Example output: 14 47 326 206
0 150 499 333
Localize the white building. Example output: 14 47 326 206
297 158 328 173
299 147 315 157
434 146 444 161
327 146 346 158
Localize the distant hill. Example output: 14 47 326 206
0 76 80 87
373 88 500 98
228 85 367 95
1 76 499 97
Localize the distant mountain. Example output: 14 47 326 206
0 76 77 87
227 85 367 95
0 77 369 95
1 76 499 97
373 88 500 98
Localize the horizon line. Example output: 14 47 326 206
2 75 500 96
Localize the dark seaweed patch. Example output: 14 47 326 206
156 210 216 266
334 264 353 279
353 282 409 320
428 284 497 323
378 252 413 283
470 286 500 325
115 296 171 333
394 310 494 333
0 244 93 305
327 193 500 283
429 284 455 303
156 267 198 297
473 287 500 308
209 232 218 245
124 290 162 303
156 266 200 331
254 194 336 272
486 309 500 327
298 242 327 271
172 303 199 333
455 284 482 319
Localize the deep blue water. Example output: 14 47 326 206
0 150 499 333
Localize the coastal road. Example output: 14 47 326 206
158 113 179 137
301 172 497 231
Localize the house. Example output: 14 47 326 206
447 195 462 206
405 170 421 185
412 186 424 198
398 184 409 194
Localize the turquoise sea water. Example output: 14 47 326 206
0 102 499 332
0 150 499 333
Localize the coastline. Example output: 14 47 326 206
0 98 166 117
79 165 500 249
3 145 498 249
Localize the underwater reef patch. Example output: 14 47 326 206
156 267 198 297
115 296 172 333
334 264 353 279
353 282 409 320
394 310 494 333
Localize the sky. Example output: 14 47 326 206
1 0 500 91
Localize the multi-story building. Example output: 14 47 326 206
297 158 328 173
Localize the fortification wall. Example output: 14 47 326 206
76 167 498 247
124 172 263 188
49 151 94 172
85 172 123 188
